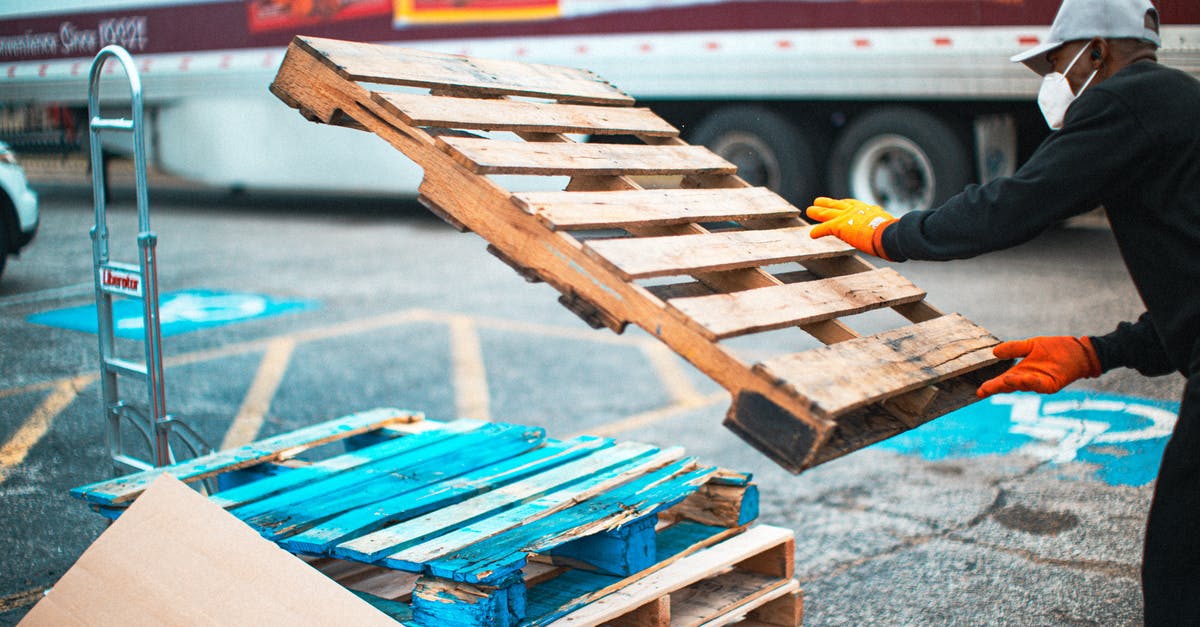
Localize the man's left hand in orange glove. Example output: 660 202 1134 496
806 197 897 260
976 335 1102 399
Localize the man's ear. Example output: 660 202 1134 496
1090 37 1108 68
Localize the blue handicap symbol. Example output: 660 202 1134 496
873 391 1179 486
28 289 317 338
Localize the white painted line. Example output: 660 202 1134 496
0 282 93 308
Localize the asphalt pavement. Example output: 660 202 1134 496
0 182 1186 625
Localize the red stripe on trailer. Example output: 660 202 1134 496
776 39 793 49
854 38 871 48
705 41 720 50
1018 35 1040 45
934 37 952 47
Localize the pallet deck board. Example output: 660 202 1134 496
296 36 634 105
583 226 855 280
209 418 486 510
281 436 613 556
270 35 1007 473
418 460 716 583
513 187 800 230
70 408 423 505
335 440 661 563
756 314 1000 418
382 447 687 570
439 136 737 176
374 92 677 137
669 267 927 340
234 423 546 540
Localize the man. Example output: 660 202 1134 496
805 0 1198 623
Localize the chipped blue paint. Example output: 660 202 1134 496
423 459 715 584
547 511 658 576
210 419 486 509
411 572 525 627
231 423 546 540
874 391 1179 486
279 436 613 555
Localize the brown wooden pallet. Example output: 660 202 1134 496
269 36 1009 472
310 523 802 626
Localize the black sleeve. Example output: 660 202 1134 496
1088 312 1176 377
881 88 1149 262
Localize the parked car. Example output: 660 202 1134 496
0 141 38 281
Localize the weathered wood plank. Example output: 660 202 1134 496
209 418 485 510
583 226 855 280
512 187 799 230
383 448 686 572
755 314 1001 419
296 36 633 105
422 460 716 584
335 441 661 563
669 267 927 340
70 408 422 506
659 482 759 528
668 572 798 626
545 525 795 626
522 523 741 626
439 136 736 176
373 92 676 136
279 436 614 555
233 423 546 540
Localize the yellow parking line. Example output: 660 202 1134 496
0 373 96 483
448 314 491 421
575 391 728 439
219 337 296 450
639 341 704 405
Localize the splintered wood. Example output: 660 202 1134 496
270 35 1008 472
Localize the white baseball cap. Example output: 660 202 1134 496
1011 0 1161 75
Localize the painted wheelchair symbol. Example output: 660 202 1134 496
876 391 1180 486
117 292 269 331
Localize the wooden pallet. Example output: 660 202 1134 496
269 36 1009 472
71 409 799 626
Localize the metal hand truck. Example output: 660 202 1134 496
88 45 208 474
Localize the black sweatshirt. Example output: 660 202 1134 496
881 61 1200 377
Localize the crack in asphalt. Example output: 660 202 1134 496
795 458 1139 584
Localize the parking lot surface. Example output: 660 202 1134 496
0 184 1185 625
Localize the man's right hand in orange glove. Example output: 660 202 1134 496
976 336 1102 399
806 197 897 260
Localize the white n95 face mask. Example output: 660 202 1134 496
1038 44 1099 130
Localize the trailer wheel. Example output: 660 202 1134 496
0 233 7 281
689 106 819 205
830 108 970 216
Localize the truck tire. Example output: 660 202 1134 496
829 107 970 216
0 229 8 281
689 106 819 205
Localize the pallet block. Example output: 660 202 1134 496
268 36 1010 472
71 410 800 626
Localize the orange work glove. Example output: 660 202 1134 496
976 336 1102 399
806 197 897 260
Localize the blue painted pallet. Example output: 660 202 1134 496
72 410 777 626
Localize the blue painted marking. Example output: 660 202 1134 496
873 391 1179 486
28 288 317 338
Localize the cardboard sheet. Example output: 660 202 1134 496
21 474 395 626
